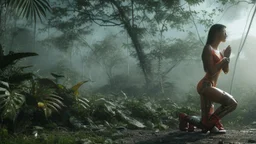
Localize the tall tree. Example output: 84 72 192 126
46 0 244 87
86 34 125 86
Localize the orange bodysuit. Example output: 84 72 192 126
197 47 224 94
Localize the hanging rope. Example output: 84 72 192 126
229 3 256 94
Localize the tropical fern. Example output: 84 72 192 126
76 97 89 110
30 79 65 117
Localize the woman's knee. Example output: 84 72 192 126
233 102 238 111
229 100 237 111
228 101 237 112
232 98 238 110
219 98 237 113
224 93 238 110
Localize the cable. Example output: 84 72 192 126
238 4 255 51
229 3 256 94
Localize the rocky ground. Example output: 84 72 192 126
115 127 256 144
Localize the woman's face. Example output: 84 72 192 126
217 28 227 42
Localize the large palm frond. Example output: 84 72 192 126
6 0 51 22
0 52 38 69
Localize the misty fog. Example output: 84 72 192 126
4 1 256 143
2 0 256 101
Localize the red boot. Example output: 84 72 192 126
188 123 195 132
201 114 226 133
201 115 216 133
213 119 226 133
179 113 188 131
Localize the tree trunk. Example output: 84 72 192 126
110 0 152 87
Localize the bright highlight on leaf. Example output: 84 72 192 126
71 80 88 96
37 102 45 108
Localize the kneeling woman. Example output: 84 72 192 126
179 24 238 133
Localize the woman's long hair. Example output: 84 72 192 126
202 24 226 72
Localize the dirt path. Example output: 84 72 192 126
115 128 256 144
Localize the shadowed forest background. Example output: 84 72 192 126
1 0 256 143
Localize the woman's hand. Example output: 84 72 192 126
224 45 231 58
222 57 230 64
